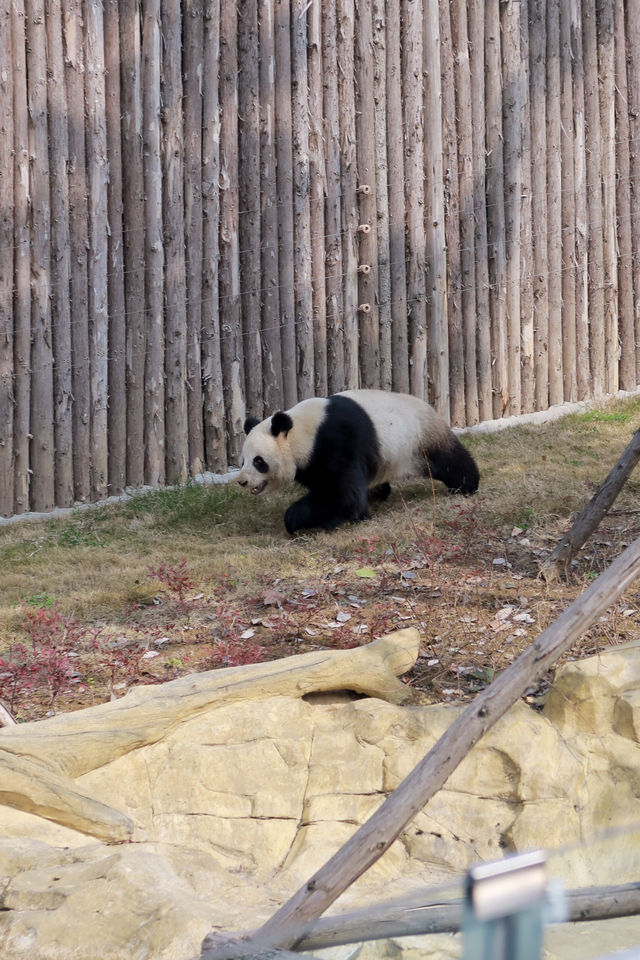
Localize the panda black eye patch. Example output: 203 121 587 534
253 456 269 474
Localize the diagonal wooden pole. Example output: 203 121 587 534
541 428 640 579
200 534 640 960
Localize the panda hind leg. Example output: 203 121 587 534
369 482 391 502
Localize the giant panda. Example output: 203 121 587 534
237 389 479 534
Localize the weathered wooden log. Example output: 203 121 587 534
308 0 327 397
294 882 640 949
402 0 427 399
25 0 54 512
238 0 263 416
502 0 522 416
451 0 478 425
86 0 110 499
583 0 605 396
184 0 206 475
142 0 165 485
560 0 577 404
485 0 508 417
597 0 618 395
322 0 345 395
202 0 227 472
572 0 590 401
0 0 13 517
259 0 283 412
105 0 127 495
541 429 640 579
219 2 245 463
546 0 563 405
46 0 74 507
439 0 462 424
385 0 408 395
614 0 635 391
274 0 297 408
119 0 146 488
338 0 359 390
162 0 188 483
529 0 549 411
11 0 30 514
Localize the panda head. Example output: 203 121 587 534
237 411 296 494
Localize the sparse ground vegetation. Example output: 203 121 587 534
1 395 639 722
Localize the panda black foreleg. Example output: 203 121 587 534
284 474 370 534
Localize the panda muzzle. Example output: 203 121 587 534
251 480 267 495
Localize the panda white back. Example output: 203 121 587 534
338 389 451 484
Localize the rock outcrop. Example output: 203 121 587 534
1 630 640 960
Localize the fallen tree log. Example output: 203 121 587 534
294 881 640 949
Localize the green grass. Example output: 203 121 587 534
0 392 638 644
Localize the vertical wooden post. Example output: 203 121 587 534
627 2 640 382
485 0 508 416
519 0 535 414
439 0 463 424
238 0 263 415
305 2 327 398
571 0 590 400
184 0 205 474
86 0 109 500
355 0 380 389
597 0 618 395
0 1 13 516
402 0 427 399
291 0 314 398
502 0 522 415
338 0 359 389
220 2 245 460
386 0 409 395
308 0 328 397
322 0 345 394
352 0 379 389
275 0 297 407
372 0 392 391
162 0 188 483
259 0 283 412
560 0 577 403
614 0 635 390
529 0 549 410
119 0 146 489
142 0 165 484
424 0 448 416
104 0 127 495
46 0 74 507
12 0 30 514
451 0 478 424
468 0 492 420
26 0 55 512
202 0 227 471
546 0 563 404
582 0 605 396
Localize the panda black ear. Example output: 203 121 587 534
244 416 260 434
271 411 293 437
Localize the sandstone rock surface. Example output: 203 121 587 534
1 630 640 960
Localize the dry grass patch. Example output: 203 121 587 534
1 394 639 721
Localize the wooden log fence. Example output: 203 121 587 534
1 0 640 516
